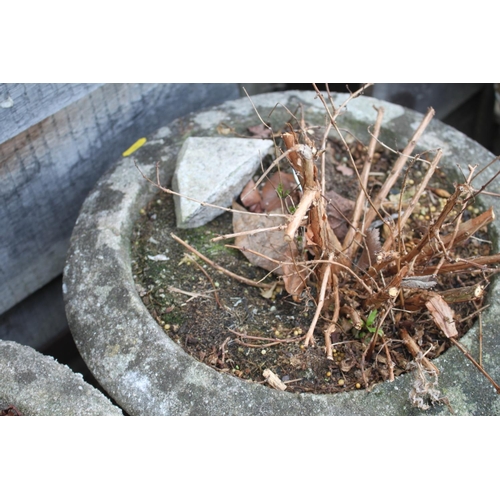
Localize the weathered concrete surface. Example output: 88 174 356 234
64 91 500 415
172 137 273 228
0 340 123 415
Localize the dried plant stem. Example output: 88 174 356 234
383 341 395 382
187 256 224 309
225 244 283 267
304 254 335 347
136 161 288 221
229 329 306 348
417 207 495 261
381 149 442 253
405 285 485 310
439 284 485 303
241 87 273 133
167 286 214 301
400 185 469 268
458 304 490 324
320 122 333 194
324 274 340 360
479 312 483 366
449 337 500 393
481 190 500 198
419 254 500 275
364 305 394 361
211 223 287 242
282 131 303 177
399 327 439 374
332 122 387 230
361 107 435 232
470 155 500 182
170 233 272 289
469 158 500 199
324 328 333 360
343 106 385 255
251 144 307 195
284 188 317 242
313 83 373 124
341 305 362 330
309 258 376 294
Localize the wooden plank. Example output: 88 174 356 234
0 83 239 315
0 83 105 144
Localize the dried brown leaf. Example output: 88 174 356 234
340 358 356 372
425 293 458 338
336 164 354 176
233 201 288 274
281 246 307 299
248 123 273 139
358 228 381 270
325 189 355 240
429 187 452 198
261 172 299 212
240 179 262 211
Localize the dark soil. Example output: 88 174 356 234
131 134 491 395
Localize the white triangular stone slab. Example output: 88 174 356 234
172 136 273 228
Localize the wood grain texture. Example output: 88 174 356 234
0 83 239 315
0 83 105 144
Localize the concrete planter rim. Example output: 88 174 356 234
63 90 500 415
0 340 123 416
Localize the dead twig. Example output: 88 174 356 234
136 161 288 221
170 233 272 290
303 253 335 347
167 286 215 301
420 255 500 275
449 337 500 393
324 273 340 360
383 340 395 382
313 83 373 124
211 223 287 242
343 105 385 256
229 328 306 348
479 311 483 367
186 255 225 309
399 327 439 374
362 107 436 232
263 369 287 391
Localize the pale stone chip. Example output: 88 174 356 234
173 136 273 228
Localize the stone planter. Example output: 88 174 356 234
0 340 122 415
63 91 500 415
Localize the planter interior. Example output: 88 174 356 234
63 91 500 415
